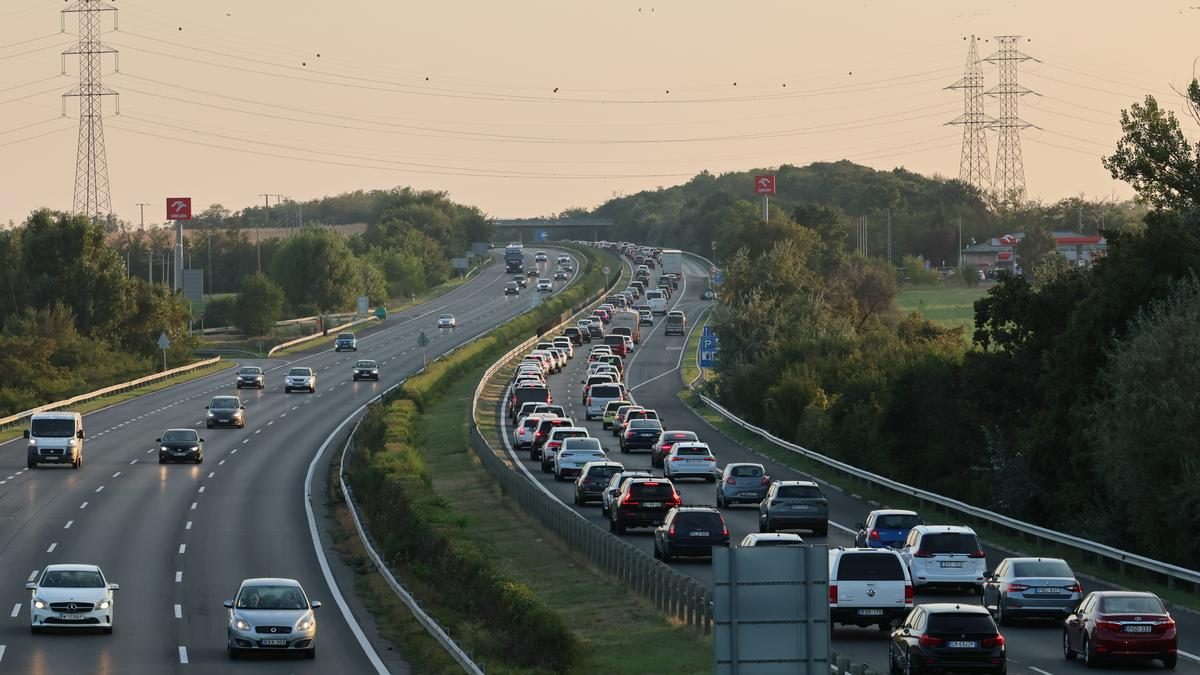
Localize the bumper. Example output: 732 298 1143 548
160 449 201 462
32 607 112 629
236 379 265 388
664 542 729 557
721 488 767 503
1093 634 1177 659
576 488 605 502
667 466 717 478
766 513 828 529
207 417 243 427
334 344 356 351
615 511 670 528
1000 595 1076 616
285 382 314 392
622 438 658 450
228 628 316 652
557 467 584 479
912 570 985 587
352 372 380 380
28 451 77 464
664 327 685 335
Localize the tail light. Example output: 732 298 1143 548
666 492 681 507
668 522 676 536
918 635 945 648
829 584 838 605
982 635 1005 648
914 550 934 558
620 493 639 506
968 550 986 559
869 530 881 541
1066 581 1082 593
722 521 729 537
670 456 686 462
725 477 736 485
761 475 770 486
1006 583 1029 593
904 584 914 605
1097 620 1123 633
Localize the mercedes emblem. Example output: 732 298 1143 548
67 603 77 612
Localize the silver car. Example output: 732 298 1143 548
716 462 769 507
225 578 321 659
982 557 1082 624
284 367 316 393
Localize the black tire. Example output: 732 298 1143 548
1083 635 1099 669
206 422 212 428
613 517 626 535
304 646 316 659
608 516 618 533
73 456 82 469
228 642 240 660
195 455 203 464
759 518 768 533
653 544 661 560
660 546 672 563
27 459 36 470
996 599 1008 626
906 650 919 675
1062 629 1076 661
30 625 40 634
705 475 716 483
159 457 166 465
716 492 725 508
1162 654 1177 670
889 646 901 675
815 526 828 537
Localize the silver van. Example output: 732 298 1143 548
25 411 85 469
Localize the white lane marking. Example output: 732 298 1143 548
254 429 261 434
241 439 248 444
186 521 192 530
174 604 182 619
178 646 188 664
95 485 104 493
175 571 183 583
292 406 299 410
0 644 6 663
831 521 857 535
64 521 73 529
1029 669 1054 675
10 604 20 618
27 570 38 582
280 413 287 418
218 459 226 466
231 448 239 454
46 543 57 553
130 459 138 465
1179 650 1200 664
178 544 186 554
112 471 121 478
146 449 153 453
198 486 205 493
190 502 197 510
79 502 88 509
207 472 215 479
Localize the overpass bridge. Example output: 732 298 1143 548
492 217 614 243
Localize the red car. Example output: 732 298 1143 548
1063 591 1177 669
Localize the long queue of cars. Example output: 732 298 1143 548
505 251 574 295
510 243 1183 673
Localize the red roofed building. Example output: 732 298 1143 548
962 231 1106 276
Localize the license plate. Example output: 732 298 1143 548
59 613 84 620
790 505 811 510
857 609 883 616
1125 625 1153 633
260 639 288 646
940 561 964 568
643 502 662 508
739 492 758 497
1035 586 1060 593
948 641 977 648
690 531 710 537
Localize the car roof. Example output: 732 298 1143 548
44 563 102 573
31 412 80 420
870 509 919 517
671 506 720 514
913 525 976 534
1087 591 1162 599
774 479 818 487
724 462 764 469
917 603 991 615
163 427 199 434
671 441 709 449
745 533 804 543
239 577 303 588
550 426 588 434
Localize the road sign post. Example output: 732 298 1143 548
699 334 719 369
158 331 171 371
602 265 610 290
754 175 776 223
166 198 192 293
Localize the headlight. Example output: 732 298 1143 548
234 618 251 631
160 446 169 452
33 599 46 609
189 446 199 452
68 438 78 446
296 615 315 631
27 439 37 447
207 411 215 417
97 599 111 610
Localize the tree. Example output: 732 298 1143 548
234 273 285 337
269 228 357 313
1104 86 1200 212
1015 223 1057 277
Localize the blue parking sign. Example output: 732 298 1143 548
699 335 719 368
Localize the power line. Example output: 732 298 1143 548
0 123 74 149
0 117 63 136
0 40 76 61
0 84 67 106
0 32 62 52
1038 61 1178 99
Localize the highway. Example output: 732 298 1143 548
495 251 1199 675
0 247 578 674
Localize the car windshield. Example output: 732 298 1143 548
837 553 907 580
753 539 803 547
338 334 354 340
777 485 822 499
920 532 980 554
210 398 239 410
629 420 662 430
30 418 75 437
1100 596 1166 614
553 430 588 441
239 367 261 375
440 315 452 320
926 613 996 634
41 570 104 588
1011 560 1073 577
288 368 310 376
162 429 199 442
876 514 921 529
355 361 377 368
667 315 684 324
731 465 763 478
237 585 309 610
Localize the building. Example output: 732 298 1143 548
962 231 1106 276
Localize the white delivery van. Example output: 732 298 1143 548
25 411 85 469
645 289 667 315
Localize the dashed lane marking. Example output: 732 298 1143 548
95 485 104 493
64 521 72 529
186 521 192 530
10 604 20 618
178 544 186 554
198 486 205 493
190 502 197 510
27 570 37 582
79 502 88 509
112 472 121 478
174 604 182 619
46 543 56 553
178 646 188 664
175 571 183 583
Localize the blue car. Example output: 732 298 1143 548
854 509 922 548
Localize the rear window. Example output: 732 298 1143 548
629 420 662 430
514 388 550 404
1099 596 1166 614
585 465 619 479
628 482 674 499
604 401 629 413
731 465 763 478
876 514 921 529
926 613 997 634
919 532 980 554
539 419 570 432
675 512 724 529
677 446 710 456
667 315 684 324
553 430 588 440
591 385 622 399
836 553 907 581
647 291 663 299
777 485 822 499
603 335 624 345
1011 560 1073 578
562 438 602 451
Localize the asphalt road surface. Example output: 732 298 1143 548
496 252 1198 675
0 248 578 674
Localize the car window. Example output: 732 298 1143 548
585 465 620 480
338 334 354 339
628 419 662 430
675 512 724 529
288 368 311 376
628 482 674 499
918 532 980 554
237 585 308 610
836 553 906 580
210 398 239 410
753 539 802 547
677 446 710 456
1099 596 1166 614
667 315 684 324
562 437 602 450
731 465 763 478
41 570 105 588
162 429 199 442
876 514 921 529
30 418 76 437
1011 560 1073 578
776 485 822 499
239 367 261 374
590 385 622 398
926 613 996 634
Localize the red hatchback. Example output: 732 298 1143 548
1063 591 1177 669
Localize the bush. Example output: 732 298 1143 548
202 296 237 328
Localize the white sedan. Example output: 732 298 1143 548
437 313 456 328
663 442 720 482
537 279 553 292
29 564 119 633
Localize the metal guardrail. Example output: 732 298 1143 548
0 357 223 432
696 394 1200 592
266 316 378 357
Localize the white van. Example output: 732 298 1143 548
829 547 913 629
25 411 85 469
645 289 667 315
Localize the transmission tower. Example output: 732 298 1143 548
946 36 993 192
61 1 119 220
984 35 1037 203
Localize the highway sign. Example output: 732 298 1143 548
714 271 724 286
703 325 714 337
157 332 171 350
699 335 719 368
754 175 776 195
537 230 550 241
166 197 192 220
602 266 610 275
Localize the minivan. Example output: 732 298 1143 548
25 411 84 469
646 289 667 315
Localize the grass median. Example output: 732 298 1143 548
678 388 1200 614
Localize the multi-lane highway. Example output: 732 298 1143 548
0 248 578 673
496 251 1199 675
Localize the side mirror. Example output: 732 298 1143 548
310 601 322 609
77 430 84 439
240 405 246 410
23 430 30 439
156 438 162 443
223 600 234 609
108 583 120 591
200 438 206 443
205 406 209 410
26 582 37 590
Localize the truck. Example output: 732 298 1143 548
660 249 683 278
609 309 641 345
504 243 524 273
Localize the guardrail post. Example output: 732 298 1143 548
838 656 851 674
851 663 866 675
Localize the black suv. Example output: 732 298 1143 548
889 604 1005 675
653 507 730 561
609 478 680 534
563 327 584 345
620 418 663 453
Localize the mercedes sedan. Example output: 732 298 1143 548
28 564 118 634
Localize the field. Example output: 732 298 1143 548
895 285 989 333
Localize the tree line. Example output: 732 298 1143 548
606 90 1200 568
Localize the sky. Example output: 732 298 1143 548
2 0 1199 225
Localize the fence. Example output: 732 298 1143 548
0 356 222 432
696 394 1200 595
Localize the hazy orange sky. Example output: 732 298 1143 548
2 0 1199 225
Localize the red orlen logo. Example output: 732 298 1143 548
166 197 192 221
754 175 776 195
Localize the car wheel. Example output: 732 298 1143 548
1162 654 1177 670
74 455 82 469
206 422 212 428
612 517 626 535
705 475 715 483
759 518 768 533
304 646 316 659
608 516 618 533
573 492 581 506
27 459 36 470
996 599 1007 626
195 455 203 464
228 641 240 659
816 526 828 537
103 625 113 635
1062 629 1076 661
653 544 662 560
660 546 672 563
30 625 40 634
906 649 919 675
716 492 725 508
159 457 166 465
1082 635 1098 668
889 645 901 675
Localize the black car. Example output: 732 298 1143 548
527 269 539 278
512 275 528 288
158 428 204 464
610 478 680 534
620 419 663 452
206 396 245 429
653 507 730 561
352 360 380 381
563 327 584 345
574 461 623 505
504 281 520 295
889 604 1005 675
235 366 265 389
586 322 604 339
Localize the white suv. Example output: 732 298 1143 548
828 547 913 630
284 367 316 393
899 525 987 593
